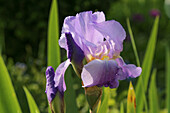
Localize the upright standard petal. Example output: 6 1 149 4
59 11 106 51
45 66 57 103
54 59 71 96
93 20 126 53
65 33 85 76
116 57 142 78
81 59 126 88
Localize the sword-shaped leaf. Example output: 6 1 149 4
23 86 40 113
0 55 22 113
120 102 124 113
47 0 60 69
98 87 110 113
149 69 159 113
135 16 159 113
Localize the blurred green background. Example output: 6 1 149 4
0 0 170 113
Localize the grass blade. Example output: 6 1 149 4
166 46 170 112
0 55 22 113
98 87 110 113
149 69 159 113
120 102 124 113
135 16 159 113
64 67 79 113
127 82 136 113
126 18 140 67
23 86 40 113
127 18 148 112
48 0 60 69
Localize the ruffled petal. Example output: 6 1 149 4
116 57 142 78
81 59 125 88
59 11 106 50
93 20 126 53
45 66 57 103
54 59 71 94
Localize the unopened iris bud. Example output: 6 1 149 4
45 65 70 113
45 66 57 103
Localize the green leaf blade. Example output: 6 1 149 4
64 67 79 113
149 69 159 113
23 86 40 113
136 16 159 113
127 18 148 113
0 55 22 113
126 18 140 67
120 102 124 113
98 87 110 113
48 0 60 69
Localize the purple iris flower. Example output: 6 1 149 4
59 11 142 88
46 11 142 102
45 60 70 103
149 9 160 18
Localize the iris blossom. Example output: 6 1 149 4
45 11 142 102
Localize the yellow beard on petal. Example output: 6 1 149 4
86 53 120 63
101 56 110 60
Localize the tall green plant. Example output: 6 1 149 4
126 18 140 67
120 102 124 113
98 87 110 113
149 69 159 113
64 67 79 113
126 18 148 112
0 55 22 113
23 86 40 113
48 0 60 69
135 16 159 113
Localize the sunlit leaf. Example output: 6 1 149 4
47 0 60 69
23 86 40 113
0 55 22 113
47 0 61 112
98 87 110 113
120 102 124 113
126 18 140 67
127 82 136 113
127 18 148 112
136 16 159 113
149 69 159 113
48 107 52 113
